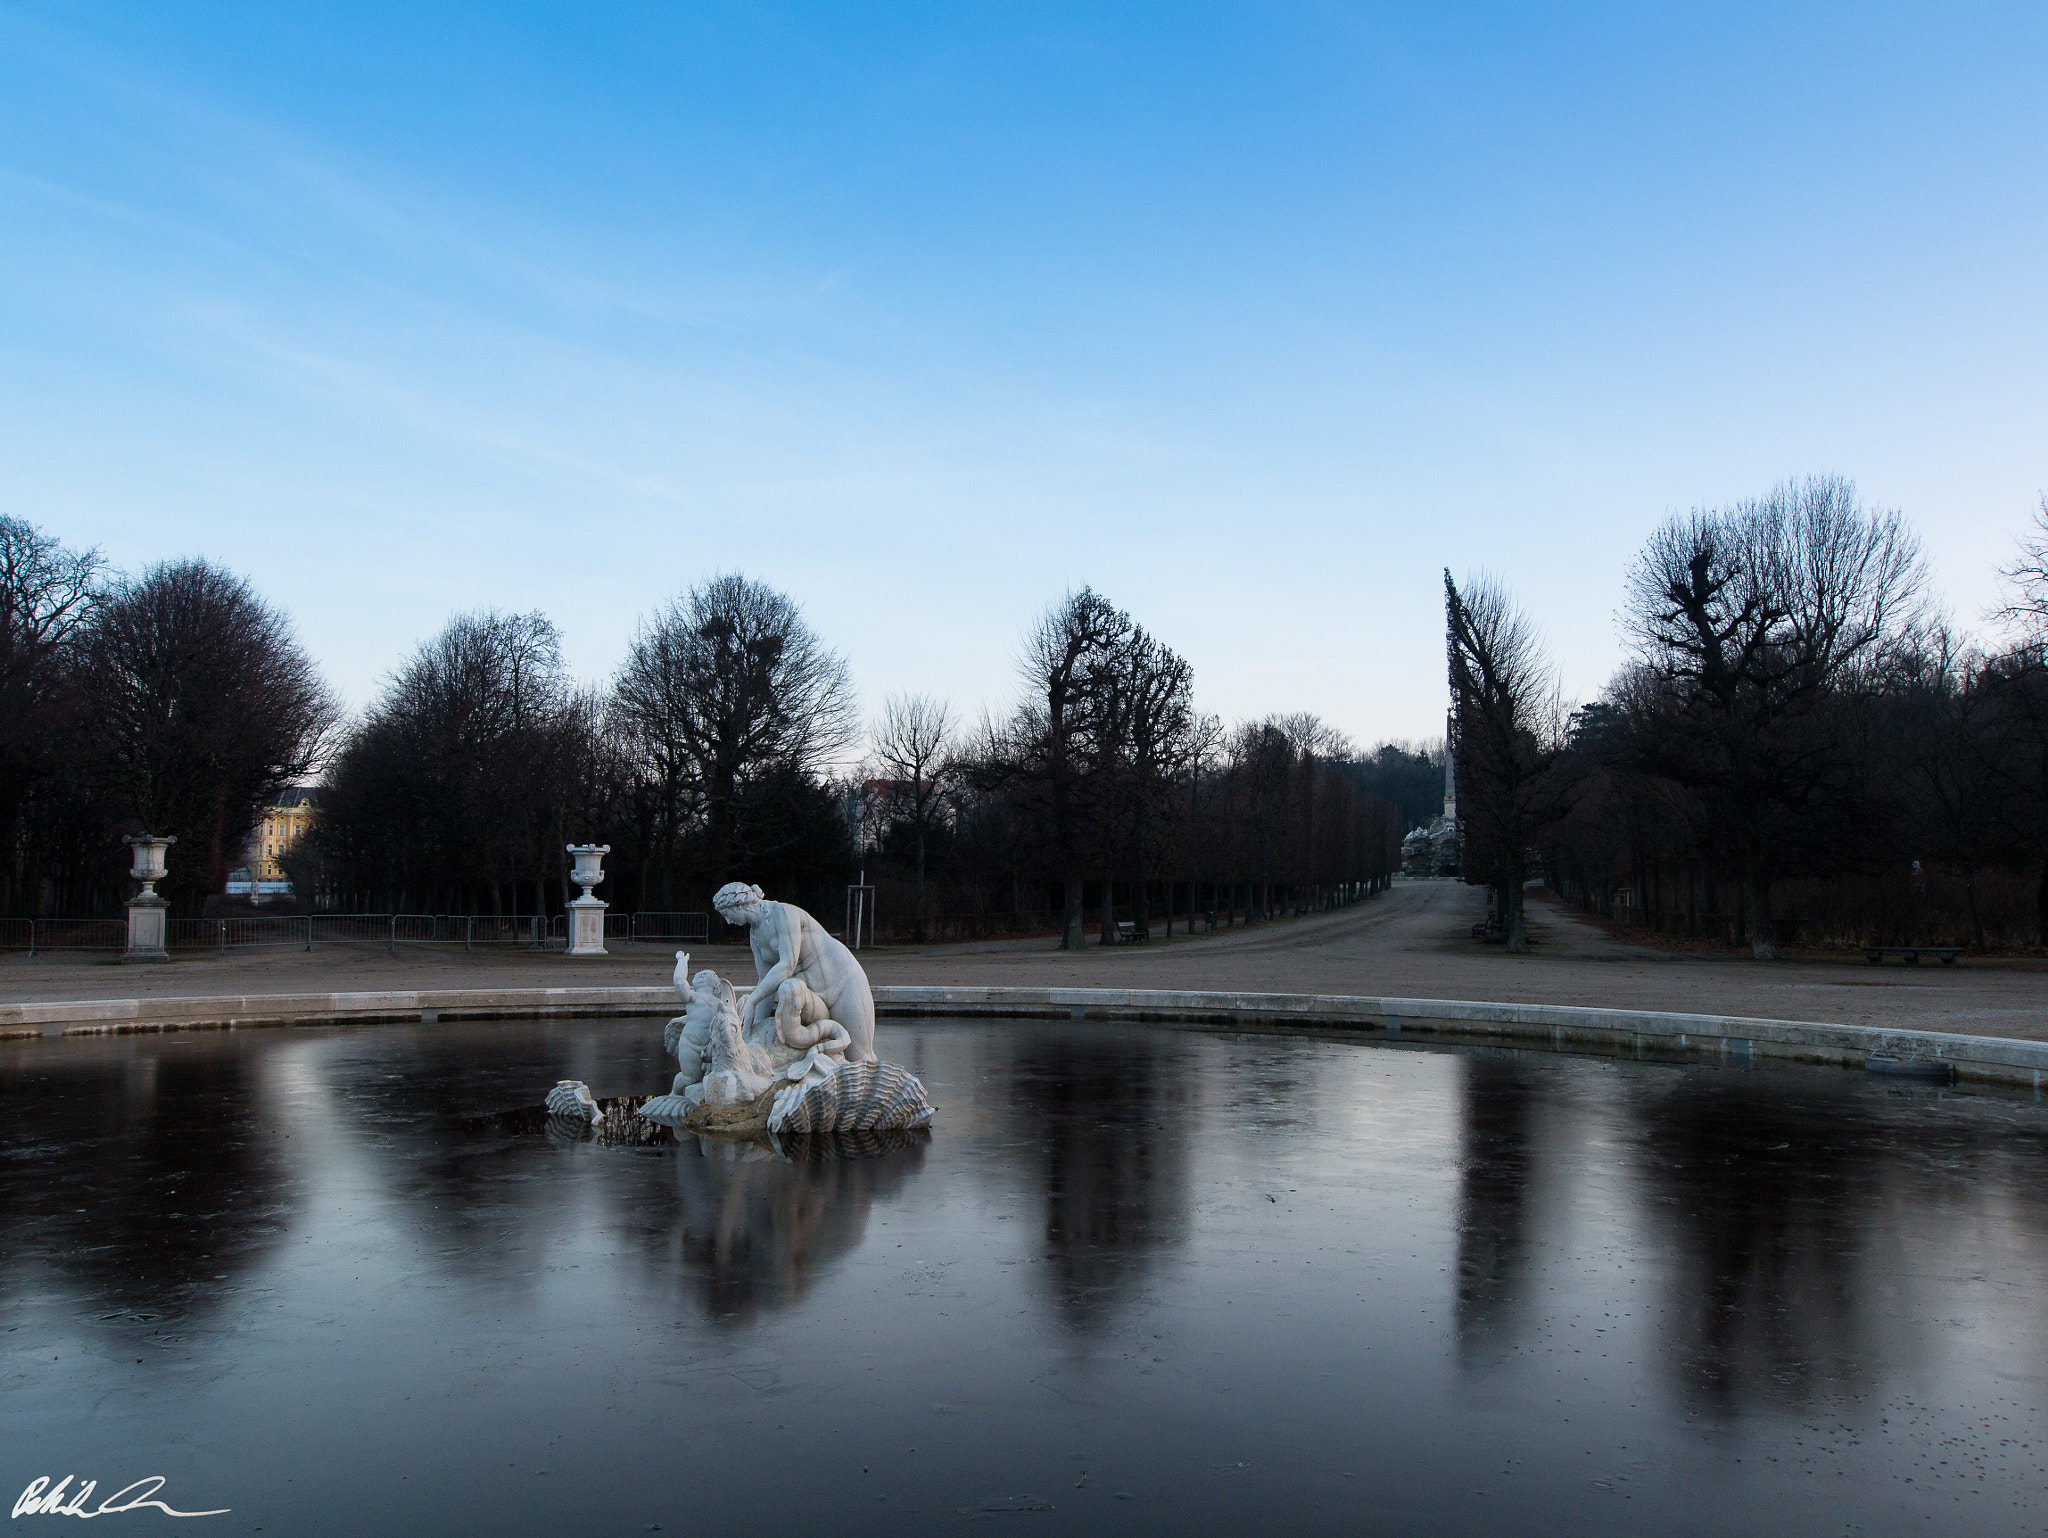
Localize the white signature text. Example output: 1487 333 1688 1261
13 1477 230 1520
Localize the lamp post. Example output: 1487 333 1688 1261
123 834 176 963
565 844 610 957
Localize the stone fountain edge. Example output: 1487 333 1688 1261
1 984 2042 1090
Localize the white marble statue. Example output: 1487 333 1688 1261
712 882 878 1065
633 889 931 1137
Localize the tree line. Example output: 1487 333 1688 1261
314 576 860 923
1446 475 2048 956
1 520 1411 938
868 589 1409 946
0 519 336 920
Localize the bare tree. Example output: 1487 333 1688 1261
1621 475 1927 958
610 607 698 909
1446 569 1569 953
0 517 101 914
78 559 338 912
907 594 1398 939
612 574 857 891
870 692 955 941
1996 495 2048 636
1169 709 1224 933
1108 629 1195 939
316 610 575 914
948 708 1040 920
1884 627 2012 951
1969 641 2048 944
1015 588 1132 950
1271 711 1353 761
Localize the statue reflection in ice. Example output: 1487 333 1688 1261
659 1127 928 1324
520 884 936 1320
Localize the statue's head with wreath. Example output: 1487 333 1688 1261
712 882 767 923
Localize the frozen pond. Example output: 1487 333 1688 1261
5 1016 2048 1535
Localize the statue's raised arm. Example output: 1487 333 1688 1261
712 882 876 1064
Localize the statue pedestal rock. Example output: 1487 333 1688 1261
633 884 933 1137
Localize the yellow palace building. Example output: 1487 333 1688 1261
227 787 317 901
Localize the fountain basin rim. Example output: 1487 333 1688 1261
2 984 2043 1090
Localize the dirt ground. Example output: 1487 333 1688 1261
5 880 2043 1040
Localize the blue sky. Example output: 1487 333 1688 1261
3 2 2043 746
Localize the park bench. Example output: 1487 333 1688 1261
1863 945 1960 966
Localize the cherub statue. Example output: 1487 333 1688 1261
645 950 858 1132
668 960 786 1110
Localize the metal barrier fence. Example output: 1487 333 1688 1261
615 911 712 943
1 912 711 954
323 914 426 946
0 918 126 954
170 916 305 951
460 915 560 951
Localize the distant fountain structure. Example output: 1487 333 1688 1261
1400 739 1462 878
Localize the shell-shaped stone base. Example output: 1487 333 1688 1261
545 1079 601 1122
771 1060 935 1135
636 1093 691 1126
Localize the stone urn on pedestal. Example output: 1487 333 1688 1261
565 844 610 957
122 834 176 963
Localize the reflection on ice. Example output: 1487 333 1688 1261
1455 1055 1544 1368
0 1036 291 1327
10 1016 2048 1538
658 1126 929 1325
1007 1033 1192 1333
459 1092 934 1321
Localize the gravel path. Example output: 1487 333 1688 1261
4 879 2043 1038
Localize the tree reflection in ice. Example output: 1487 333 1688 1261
1007 1033 1192 1334
0 1037 290 1327
1626 1074 1913 1414
1454 1054 1545 1369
